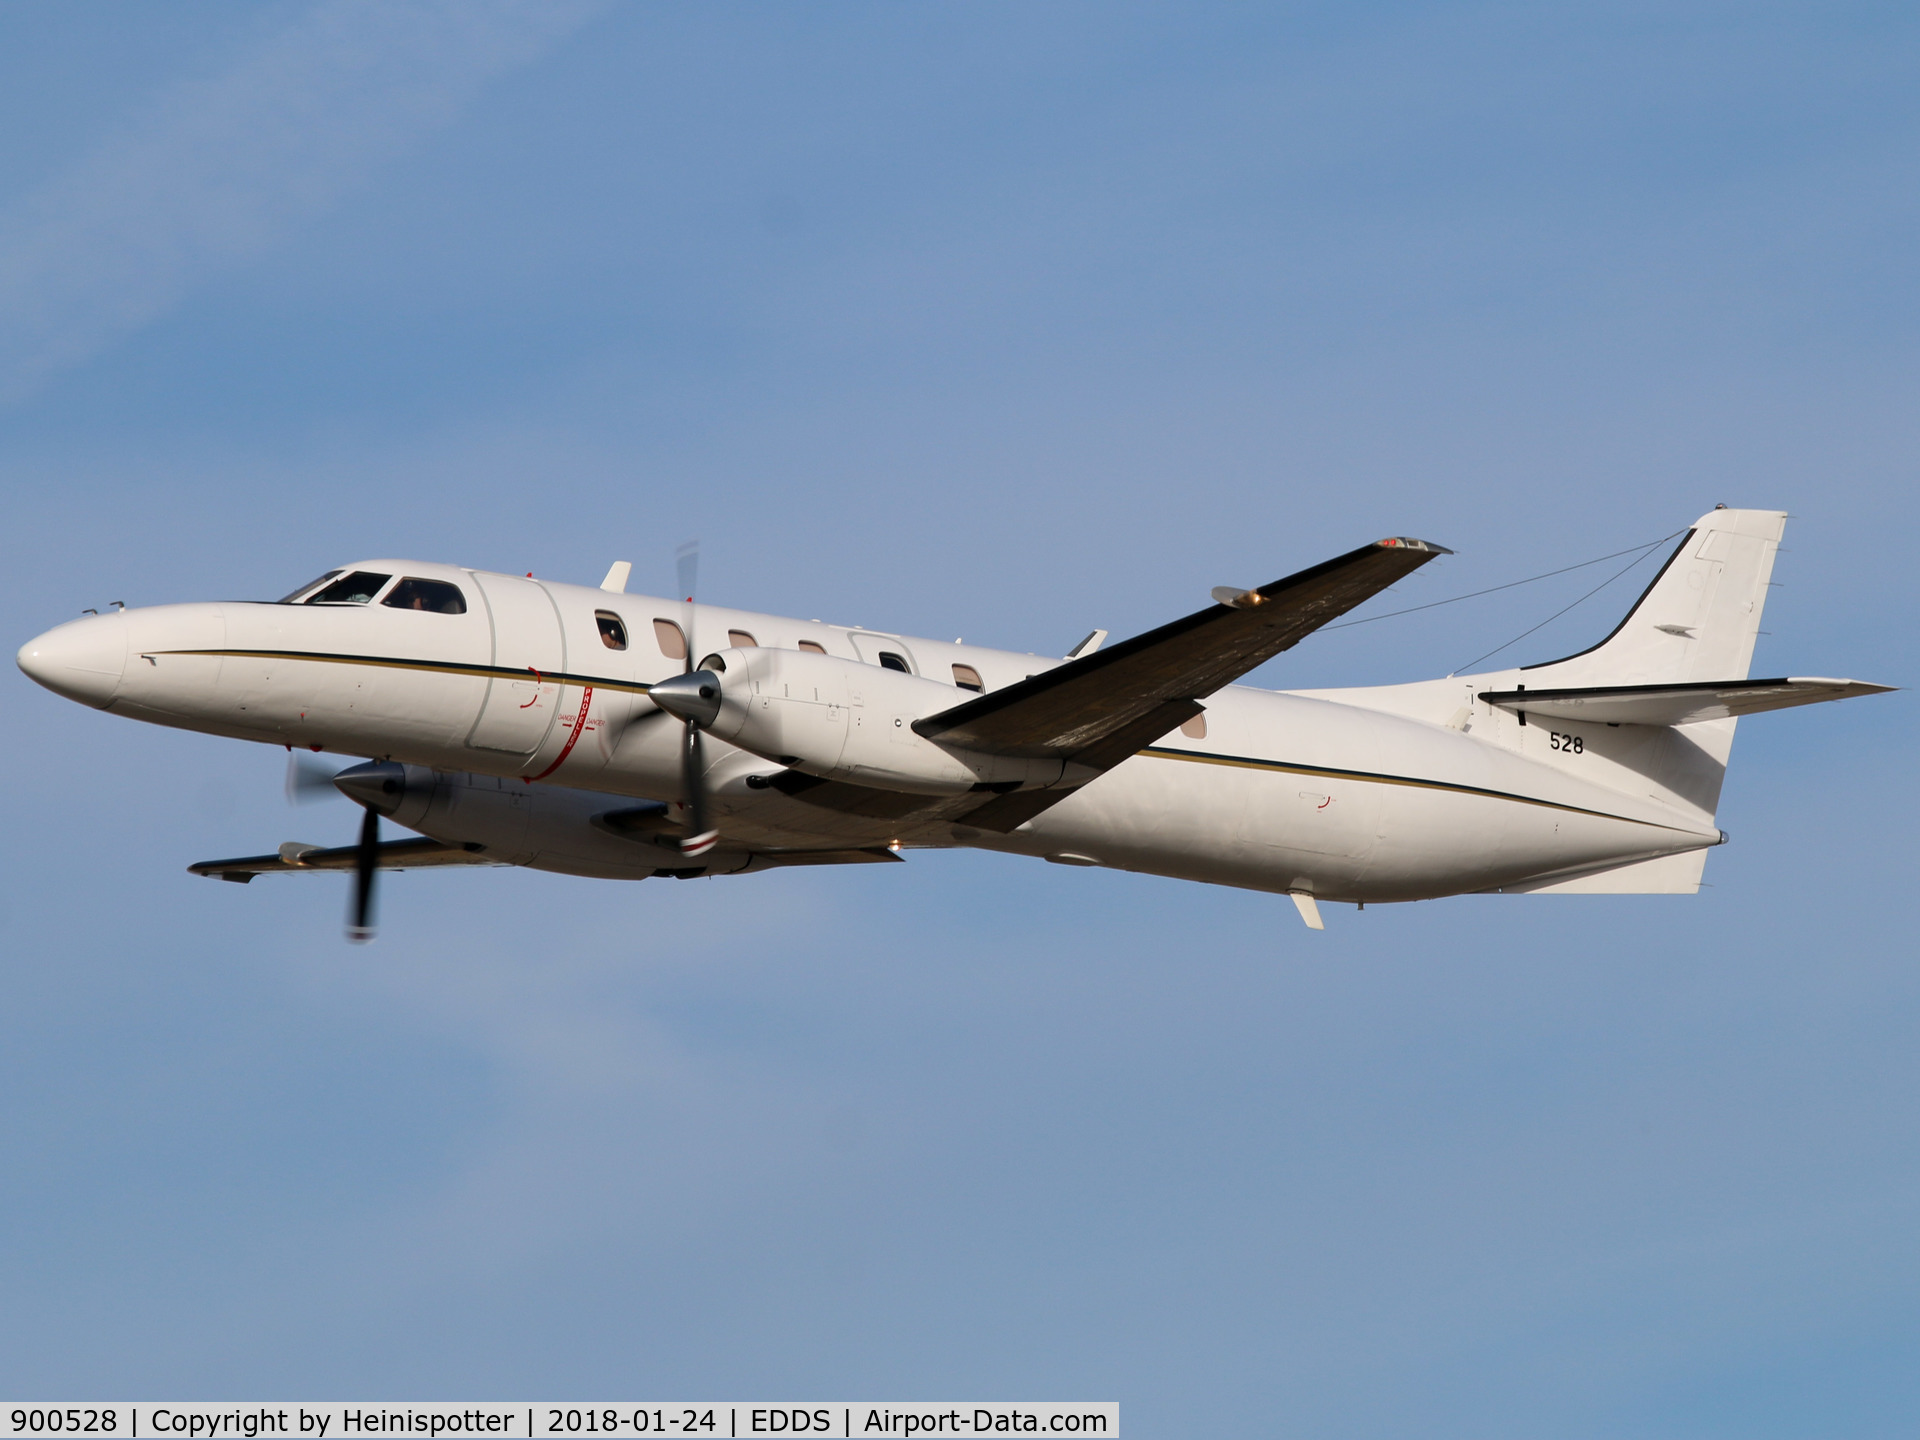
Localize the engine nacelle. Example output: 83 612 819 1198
343 761 761 879
695 646 1078 795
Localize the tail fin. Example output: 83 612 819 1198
1330 506 1879 895
1493 504 1890 895
1521 506 1786 688
1477 507 1787 886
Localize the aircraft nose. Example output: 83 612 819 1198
17 611 128 708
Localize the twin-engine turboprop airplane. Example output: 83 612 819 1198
15 506 1892 940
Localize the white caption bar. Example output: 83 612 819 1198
1 1406 1116 1440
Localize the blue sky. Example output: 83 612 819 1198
1 2 1915 1432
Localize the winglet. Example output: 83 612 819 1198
600 561 632 593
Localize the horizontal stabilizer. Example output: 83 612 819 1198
1477 676 1895 727
189 836 498 882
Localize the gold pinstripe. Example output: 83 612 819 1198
1137 745 1698 832
155 648 657 696
159 647 1703 836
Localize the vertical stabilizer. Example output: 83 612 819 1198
1520 507 1786 688
1301 507 1821 891
1481 506 1787 836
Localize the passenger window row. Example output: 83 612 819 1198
278 575 990 692
626 619 765 657
624 622 986 690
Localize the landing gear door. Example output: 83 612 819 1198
467 572 566 755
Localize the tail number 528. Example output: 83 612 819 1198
1548 731 1584 754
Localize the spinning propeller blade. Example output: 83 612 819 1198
681 723 715 857
667 540 719 858
285 750 345 805
347 803 379 943
331 759 404 944
676 540 699 631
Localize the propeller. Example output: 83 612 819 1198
650 540 720 859
285 749 346 805
283 749 379 940
348 803 379 943
332 760 404 944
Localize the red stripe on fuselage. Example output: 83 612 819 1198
524 684 593 783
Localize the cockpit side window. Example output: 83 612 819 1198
277 570 344 604
303 571 392 605
596 611 628 650
381 578 466 614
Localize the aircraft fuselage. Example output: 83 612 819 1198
18 558 1725 905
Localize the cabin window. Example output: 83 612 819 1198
303 571 392 606
952 664 984 692
277 570 343 603
727 629 757 648
797 640 827 654
1180 714 1208 739
652 619 687 660
596 611 628 650
877 652 910 673
381 578 467 614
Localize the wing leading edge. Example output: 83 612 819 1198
189 827 903 883
189 836 498 883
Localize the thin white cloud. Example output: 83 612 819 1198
0 0 605 403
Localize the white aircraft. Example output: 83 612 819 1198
15 505 1891 940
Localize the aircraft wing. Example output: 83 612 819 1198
189 836 498 883
743 534 1450 837
192 824 902 883
915 536 1450 760
1476 676 1896 727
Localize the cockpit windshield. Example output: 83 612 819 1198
276 570 343 603
301 571 392 605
